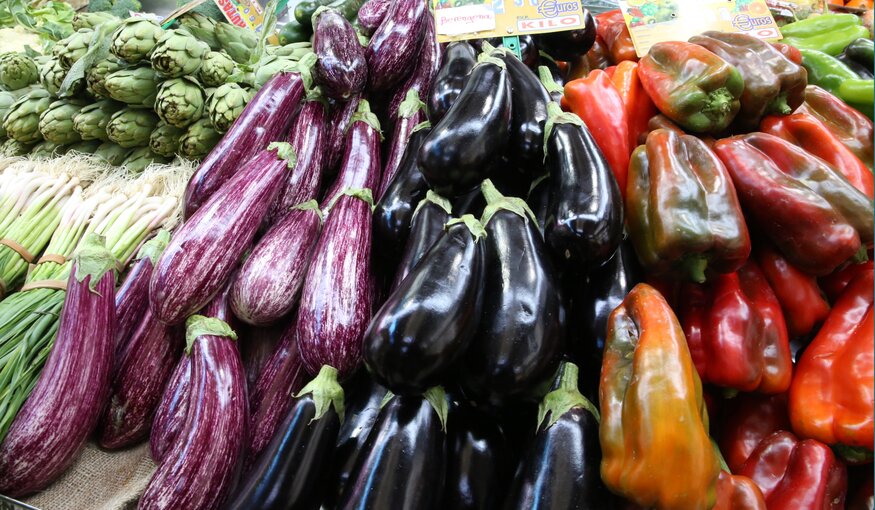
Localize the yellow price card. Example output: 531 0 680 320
434 0 593 42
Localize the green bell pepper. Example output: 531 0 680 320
781 13 869 56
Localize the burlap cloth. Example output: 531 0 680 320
16 442 156 510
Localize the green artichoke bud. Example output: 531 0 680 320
94 141 132 165
122 146 171 172
268 42 313 58
30 140 66 159
178 13 220 50
40 58 85 97
0 54 39 91
253 55 297 90
149 121 184 157
215 22 257 64
1 138 34 156
150 29 210 78
0 87 36 137
3 89 52 144
66 139 102 155
72 11 120 31
106 108 159 148
57 29 94 70
111 19 164 63
208 83 252 133
154 77 205 128
39 99 88 145
180 117 221 158
197 51 236 87
72 100 124 141
86 57 125 98
104 66 158 107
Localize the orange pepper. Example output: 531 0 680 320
610 61 657 150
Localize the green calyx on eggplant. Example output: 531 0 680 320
390 190 453 291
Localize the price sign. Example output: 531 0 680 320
434 0 593 42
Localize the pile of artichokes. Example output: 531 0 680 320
0 11 314 171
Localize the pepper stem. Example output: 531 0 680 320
767 92 792 116
536 362 600 431
295 364 346 424
834 443 875 464
702 87 735 121
682 255 708 283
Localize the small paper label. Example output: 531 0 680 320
435 5 497 35
214 0 266 30
434 0 593 42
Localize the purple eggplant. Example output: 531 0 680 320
324 95 360 175
427 42 477 125
239 323 284 392
115 230 169 354
313 7 367 100
150 144 295 325
182 69 309 218
390 191 452 291
377 90 427 201
99 308 183 449
268 97 328 224
365 0 427 91
357 0 389 35
246 318 307 469
324 100 382 202
445 403 510 510
139 314 247 510
231 201 322 326
0 234 116 497
387 15 441 120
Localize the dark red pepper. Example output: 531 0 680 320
718 393 791 473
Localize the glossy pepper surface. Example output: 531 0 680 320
799 84 874 166
689 31 807 130
638 41 744 133
820 261 873 304
680 261 792 394
713 471 767 510
609 61 657 149
789 264 874 453
714 133 869 276
626 128 750 282
799 47 875 109
738 431 848 510
600 283 720 510
781 13 871 56
595 9 637 64
718 393 791 473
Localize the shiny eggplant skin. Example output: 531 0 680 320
533 10 596 61
419 59 512 196
387 16 441 121
313 7 367 100
338 393 446 510
363 219 485 395
527 175 551 233
365 0 427 91
497 50 551 174
476 36 539 68
373 127 431 258
444 404 509 510
427 42 477 125
545 106 623 272
461 205 564 407
390 193 452 291
539 55 565 103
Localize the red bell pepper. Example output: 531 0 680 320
789 264 874 454
772 42 803 65
713 471 767 510
610 61 657 149
738 431 848 510
756 244 831 339
820 261 874 303
595 9 638 64
563 70 630 196
798 85 874 167
680 262 792 393
761 113 875 198
718 393 791 473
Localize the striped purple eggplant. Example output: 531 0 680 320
150 144 295 325
231 201 322 326
324 95 360 175
182 69 309 218
357 0 390 35
378 90 427 201
387 15 441 120
245 318 306 470
365 0 427 91
239 323 284 392
313 7 367 100
0 234 116 497
115 230 169 354
268 97 328 224
138 313 247 510
324 100 382 203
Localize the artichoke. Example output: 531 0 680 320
178 13 220 50
122 146 171 172
208 83 252 133
3 89 52 144
94 141 132 165
72 100 124 141
179 117 221 158
30 140 66 159
150 29 210 78
39 99 88 145
0 87 35 137
197 51 235 87
106 108 159 148
215 22 257 64
56 29 94 70
110 19 164 63
154 77 205 128
104 66 158 107
253 55 297 90
1 138 34 156
149 121 184 157
66 139 102 155
40 58 85 97
72 12 120 31
0 54 38 91
86 57 125 98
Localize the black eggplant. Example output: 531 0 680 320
539 52 565 89
527 174 551 233
837 53 875 79
503 362 609 510
227 365 343 510
533 9 597 61
373 124 432 258
538 65 564 104
452 188 486 218
444 404 509 510
460 180 563 407
390 191 453 291
363 215 485 395
544 102 623 272
428 42 477 124
842 38 874 75
338 389 447 510
419 54 512 196
474 35 539 68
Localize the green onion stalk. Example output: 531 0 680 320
0 169 66 239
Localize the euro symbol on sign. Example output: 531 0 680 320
539 0 558 17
